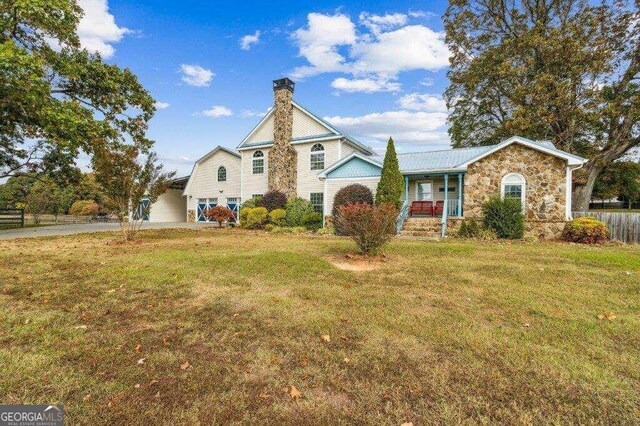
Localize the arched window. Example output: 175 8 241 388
217 166 226 182
252 150 264 174
310 143 325 170
501 173 526 211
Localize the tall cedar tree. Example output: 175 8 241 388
444 0 639 210
0 0 156 179
375 138 404 208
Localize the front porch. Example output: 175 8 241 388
397 172 465 236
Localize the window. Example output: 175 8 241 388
438 187 456 193
501 173 526 211
218 166 226 182
252 150 264 174
252 194 263 200
310 192 323 215
310 143 325 170
417 182 433 201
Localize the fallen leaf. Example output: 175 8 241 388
181 361 190 370
289 385 301 400
74 325 87 330
162 337 169 346
83 392 92 401
343 357 350 363
134 384 140 388
258 392 271 399
137 358 145 365
107 402 112 408
321 335 330 342
149 380 158 386
401 423 414 426
523 323 530 327
106 289 116 293
135 344 142 353
154 391 160 398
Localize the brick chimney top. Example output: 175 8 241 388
273 78 295 93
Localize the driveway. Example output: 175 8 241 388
0 222 207 240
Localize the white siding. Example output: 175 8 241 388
295 140 342 198
186 150 241 212
240 148 269 201
292 106 331 138
324 177 380 216
406 176 462 203
246 113 274 144
148 189 186 222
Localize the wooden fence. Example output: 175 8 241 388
573 212 640 244
0 208 25 228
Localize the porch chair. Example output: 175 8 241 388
409 201 434 217
434 200 444 216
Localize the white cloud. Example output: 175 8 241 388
359 12 408 34
420 77 435 86
324 110 449 144
291 12 450 93
397 93 447 112
180 64 214 87
291 13 357 78
240 31 261 50
201 106 233 117
330 77 400 93
159 155 193 165
154 101 170 109
241 108 270 118
77 0 130 58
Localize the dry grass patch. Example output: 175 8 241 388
0 229 639 424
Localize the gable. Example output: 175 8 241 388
183 148 241 195
326 156 382 179
243 104 337 146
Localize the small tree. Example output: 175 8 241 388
332 184 374 235
93 148 174 241
205 205 234 227
375 137 404 208
259 190 288 211
335 203 398 255
285 197 314 227
24 179 59 224
482 195 525 239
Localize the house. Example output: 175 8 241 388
146 78 587 238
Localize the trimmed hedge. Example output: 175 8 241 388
561 217 608 244
268 208 287 226
240 207 268 229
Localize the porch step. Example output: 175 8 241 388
400 217 442 237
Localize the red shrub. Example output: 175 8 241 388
205 206 235 227
332 184 374 235
259 190 288 212
336 203 398 254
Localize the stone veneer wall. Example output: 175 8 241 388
268 87 297 199
463 144 568 239
187 209 195 223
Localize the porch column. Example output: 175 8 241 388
441 173 449 237
404 175 409 203
457 173 463 217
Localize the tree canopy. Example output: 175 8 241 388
0 0 156 179
444 0 639 210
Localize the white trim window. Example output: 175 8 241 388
416 181 433 201
501 173 526 211
310 192 323 215
310 143 325 170
218 166 227 182
252 151 264 174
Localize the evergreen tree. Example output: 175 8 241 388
375 138 404 208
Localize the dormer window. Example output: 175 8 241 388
310 143 325 170
252 150 264 174
218 166 226 182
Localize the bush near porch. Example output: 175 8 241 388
0 230 638 424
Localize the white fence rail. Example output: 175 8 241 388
573 212 640 244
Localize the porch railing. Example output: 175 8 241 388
396 199 410 234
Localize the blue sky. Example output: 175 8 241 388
83 0 452 176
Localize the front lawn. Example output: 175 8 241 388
1 229 639 424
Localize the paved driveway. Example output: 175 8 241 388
0 222 206 240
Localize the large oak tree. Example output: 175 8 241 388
0 0 156 179
444 0 639 210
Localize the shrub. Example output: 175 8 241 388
336 203 398 255
482 195 525 239
264 223 275 232
332 184 374 235
561 217 608 244
244 207 268 229
268 208 287 226
457 218 482 238
317 227 334 235
285 197 314 227
239 207 250 225
302 211 323 231
69 200 99 217
375 137 404 208
205 205 234 227
241 197 260 210
259 190 287 212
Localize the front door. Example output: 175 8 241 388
416 181 433 201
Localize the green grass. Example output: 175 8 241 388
1 229 639 424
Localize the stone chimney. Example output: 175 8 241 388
268 78 297 198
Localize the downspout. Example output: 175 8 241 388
441 173 449 237
567 162 585 220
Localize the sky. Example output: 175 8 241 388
79 0 453 176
